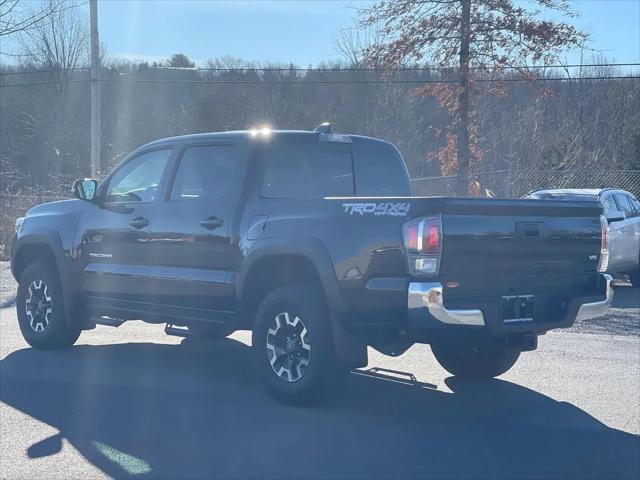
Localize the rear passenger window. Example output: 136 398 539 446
602 195 619 213
170 145 237 201
614 194 635 215
352 140 412 196
262 144 353 198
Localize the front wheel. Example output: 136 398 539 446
16 261 81 350
253 284 336 405
431 339 520 379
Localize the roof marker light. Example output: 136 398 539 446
259 126 272 137
249 125 272 139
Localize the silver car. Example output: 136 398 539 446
525 188 640 286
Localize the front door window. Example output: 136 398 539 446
105 149 172 203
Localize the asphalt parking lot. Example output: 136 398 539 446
1 261 639 479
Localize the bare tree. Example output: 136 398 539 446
358 0 588 195
334 27 381 67
0 0 73 41
19 0 88 71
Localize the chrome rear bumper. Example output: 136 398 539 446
575 274 614 321
408 282 485 326
408 274 613 329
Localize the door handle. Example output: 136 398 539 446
200 216 223 230
129 216 149 229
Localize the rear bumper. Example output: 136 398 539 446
408 283 485 326
407 274 613 334
575 274 614 321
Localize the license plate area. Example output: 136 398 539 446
501 294 534 324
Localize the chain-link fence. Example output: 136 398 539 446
411 170 640 198
2 169 640 259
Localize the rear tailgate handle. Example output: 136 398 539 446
516 222 545 238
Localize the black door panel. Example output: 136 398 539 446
76 148 172 312
148 144 242 314
79 202 156 304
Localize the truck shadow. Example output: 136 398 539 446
1 337 638 479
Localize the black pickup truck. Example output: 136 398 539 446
11 124 613 404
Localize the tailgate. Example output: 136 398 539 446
433 198 603 298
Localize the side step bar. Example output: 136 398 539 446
164 324 192 337
92 316 125 327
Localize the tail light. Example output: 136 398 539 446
403 216 442 276
597 214 609 273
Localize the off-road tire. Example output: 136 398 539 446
16 261 81 350
431 340 520 379
253 284 336 405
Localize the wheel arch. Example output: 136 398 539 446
11 230 75 324
238 237 367 369
12 231 67 279
237 237 346 324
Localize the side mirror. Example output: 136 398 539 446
72 179 98 201
606 210 625 223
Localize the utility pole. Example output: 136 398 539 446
90 0 100 177
456 0 472 197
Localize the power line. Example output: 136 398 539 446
0 67 90 76
481 76 640 83
1 62 639 77
0 79 89 87
172 62 640 72
1 75 639 88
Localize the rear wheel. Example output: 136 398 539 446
253 284 336 405
431 339 520 379
16 261 81 350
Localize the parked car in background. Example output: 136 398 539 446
525 189 640 286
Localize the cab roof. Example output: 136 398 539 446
141 129 386 150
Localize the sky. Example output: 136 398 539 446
1 0 639 67
98 0 361 66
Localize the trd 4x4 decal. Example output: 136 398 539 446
342 202 411 217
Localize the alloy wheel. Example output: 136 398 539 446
25 280 52 333
266 312 311 382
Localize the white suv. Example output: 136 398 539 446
525 188 640 286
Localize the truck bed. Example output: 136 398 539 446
324 196 604 330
